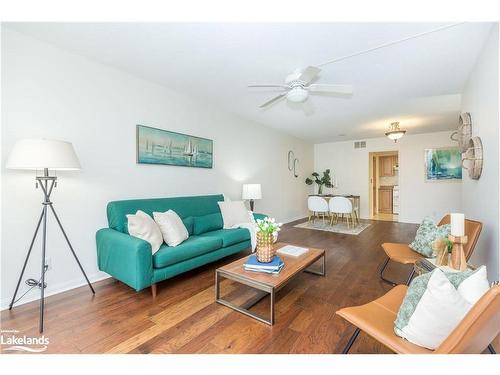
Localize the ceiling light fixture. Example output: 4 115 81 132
385 122 406 142
286 87 309 103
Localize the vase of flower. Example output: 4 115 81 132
255 217 282 263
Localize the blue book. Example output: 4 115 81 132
244 255 284 270
245 263 285 275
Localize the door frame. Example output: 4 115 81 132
368 151 399 219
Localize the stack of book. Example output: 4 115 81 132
244 255 285 274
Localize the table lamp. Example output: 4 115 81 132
6 139 95 333
449 213 467 271
242 184 262 211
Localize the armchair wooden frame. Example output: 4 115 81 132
379 214 482 286
336 284 499 354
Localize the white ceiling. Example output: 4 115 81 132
6 22 493 143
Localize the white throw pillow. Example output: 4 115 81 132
218 201 252 228
153 210 189 247
126 210 163 254
399 269 472 349
457 266 490 304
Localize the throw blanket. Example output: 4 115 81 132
231 222 257 252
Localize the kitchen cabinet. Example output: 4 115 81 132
379 187 393 213
379 155 397 177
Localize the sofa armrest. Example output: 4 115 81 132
253 213 268 221
96 228 153 291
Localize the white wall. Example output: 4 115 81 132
460 24 499 281
1 29 313 308
314 131 462 224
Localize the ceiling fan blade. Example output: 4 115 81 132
248 84 289 88
298 66 321 84
259 93 287 108
308 84 353 94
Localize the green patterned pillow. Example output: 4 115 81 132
394 269 473 337
409 217 451 257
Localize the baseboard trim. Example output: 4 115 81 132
0 273 111 311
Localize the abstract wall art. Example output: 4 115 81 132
424 147 462 181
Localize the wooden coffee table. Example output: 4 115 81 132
215 242 326 325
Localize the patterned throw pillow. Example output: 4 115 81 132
394 267 489 349
409 217 451 257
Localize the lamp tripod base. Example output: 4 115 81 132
8 172 95 333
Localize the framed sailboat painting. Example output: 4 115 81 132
136 125 213 168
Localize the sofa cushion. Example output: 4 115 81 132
200 228 250 247
107 194 224 233
193 213 223 235
182 216 194 236
153 236 222 268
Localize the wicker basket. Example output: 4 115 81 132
256 232 275 263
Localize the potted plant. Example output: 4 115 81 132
255 217 282 263
305 169 333 195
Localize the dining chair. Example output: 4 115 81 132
329 197 355 228
380 214 483 286
307 196 329 224
352 197 360 225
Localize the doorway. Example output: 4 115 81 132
368 151 399 222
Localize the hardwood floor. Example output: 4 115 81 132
1 219 497 354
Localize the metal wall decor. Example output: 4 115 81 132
293 158 299 178
287 151 295 171
462 136 483 180
450 113 484 180
287 150 299 178
450 112 473 152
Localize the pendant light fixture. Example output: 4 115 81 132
385 122 406 142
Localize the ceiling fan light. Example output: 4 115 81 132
286 87 308 103
385 122 406 142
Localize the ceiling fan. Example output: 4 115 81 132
248 66 353 109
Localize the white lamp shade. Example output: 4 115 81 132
450 213 465 236
242 184 262 200
6 139 81 170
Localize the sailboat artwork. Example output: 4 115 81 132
137 125 213 168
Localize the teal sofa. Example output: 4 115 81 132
96 194 265 294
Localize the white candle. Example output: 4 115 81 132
450 213 465 236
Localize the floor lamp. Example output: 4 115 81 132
6 139 95 333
